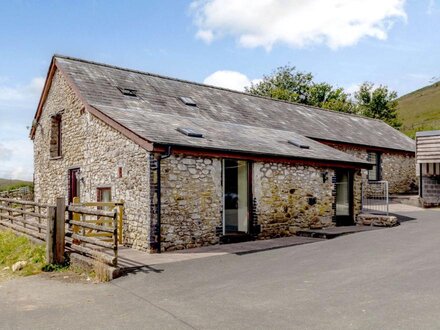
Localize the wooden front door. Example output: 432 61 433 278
68 168 81 204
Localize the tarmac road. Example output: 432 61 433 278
1 204 440 330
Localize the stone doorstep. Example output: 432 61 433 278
296 225 378 239
356 213 399 227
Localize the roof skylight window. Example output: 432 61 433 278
288 139 310 149
117 87 137 97
177 127 204 138
179 96 197 106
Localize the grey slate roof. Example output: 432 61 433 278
53 56 414 165
93 104 368 164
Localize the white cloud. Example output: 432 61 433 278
0 77 42 181
204 70 260 91
0 139 33 181
190 0 407 50
0 77 44 102
196 29 214 43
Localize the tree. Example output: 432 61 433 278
246 65 313 103
309 83 355 113
245 66 356 113
246 66 401 127
354 82 401 129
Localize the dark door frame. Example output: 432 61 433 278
68 168 81 204
221 159 253 236
247 161 254 234
335 169 354 226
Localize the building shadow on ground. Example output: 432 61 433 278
390 212 417 223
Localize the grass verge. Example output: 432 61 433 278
0 230 46 276
0 229 108 283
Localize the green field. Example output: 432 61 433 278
397 81 440 138
0 178 33 192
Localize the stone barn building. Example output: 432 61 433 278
30 56 416 252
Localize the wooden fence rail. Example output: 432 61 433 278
70 198 124 244
65 205 118 266
0 197 120 267
0 187 33 200
0 197 52 242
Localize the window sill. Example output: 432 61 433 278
49 156 63 160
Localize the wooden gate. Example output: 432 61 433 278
71 197 124 244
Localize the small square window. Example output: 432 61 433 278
367 151 381 181
97 187 112 202
97 187 112 211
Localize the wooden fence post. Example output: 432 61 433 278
46 206 56 264
55 197 65 264
37 200 42 234
46 198 66 264
118 200 124 244
113 210 118 266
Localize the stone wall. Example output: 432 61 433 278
382 152 417 194
159 155 223 251
253 162 336 238
420 176 440 207
323 142 416 194
34 70 85 203
353 170 362 216
156 158 364 250
33 70 151 250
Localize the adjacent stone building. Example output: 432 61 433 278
416 130 440 207
30 56 416 252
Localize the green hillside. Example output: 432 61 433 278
0 179 33 192
397 81 440 138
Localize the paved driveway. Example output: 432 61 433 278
1 205 440 330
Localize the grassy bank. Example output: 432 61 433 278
0 230 46 276
0 178 33 192
0 230 102 283
397 81 440 138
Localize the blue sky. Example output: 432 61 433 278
0 0 439 180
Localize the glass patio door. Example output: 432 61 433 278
223 160 249 234
335 170 354 226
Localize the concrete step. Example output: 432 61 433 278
296 226 378 239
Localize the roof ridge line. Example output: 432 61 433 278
53 54 385 123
